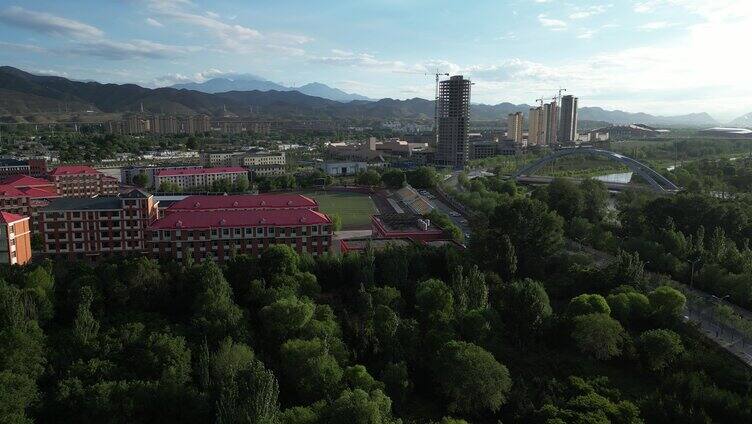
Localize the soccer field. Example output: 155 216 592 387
301 191 378 230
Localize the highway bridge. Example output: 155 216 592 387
513 147 680 193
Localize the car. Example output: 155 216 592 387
449 211 460 217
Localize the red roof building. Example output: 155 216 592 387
0 211 32 265
0 183 60 232
148 208 332 262
154 167 248 192
166 194 318 213
1 175 56 191
48 165 119 197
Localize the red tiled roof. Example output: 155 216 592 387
156 167 247 176
0 185 25 197
0 175 53 187
20 187 60 198
168 194 318 211
150 209 331 230
0 211 27 224
49 165 101 176
0 184 59 199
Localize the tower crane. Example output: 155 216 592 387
557 88 567 106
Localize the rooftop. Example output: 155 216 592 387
156 167 247 176
0 159 28 167
0 184 58 199
0 211 26 224
168 194 318 211
49 165 101 176
41 196 122 211
151 208 331 230
0 175 54 187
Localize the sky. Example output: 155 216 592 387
0 0 750 121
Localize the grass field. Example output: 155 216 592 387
300 191 378 230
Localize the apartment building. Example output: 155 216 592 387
38 189 159 260
48 165 119 197
0 159 30 179
0 212 32 266
147 208 332 262
121 165 202 189
0 183 60 232
154 167 248 191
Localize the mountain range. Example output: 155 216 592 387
171 74 372 102
0 66 744 128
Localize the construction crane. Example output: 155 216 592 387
557 88 567 106
535 97 545 107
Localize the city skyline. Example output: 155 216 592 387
0 1 750 120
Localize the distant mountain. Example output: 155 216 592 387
578 107 718 127
171 74 371 102
0 66 724 128
728 112 752 128
295 82 371 102
172 77 288 93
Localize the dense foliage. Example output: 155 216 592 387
2 178 751 423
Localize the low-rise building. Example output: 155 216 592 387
469 141 499 160
0 212 32 266
48 165 119 197
371 213 447 243
0 183 60 232
155 167 248 192
121 165 203 189
38 189 159 261
318 161 369 176
147 208 332 262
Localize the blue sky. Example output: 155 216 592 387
0 0 750 120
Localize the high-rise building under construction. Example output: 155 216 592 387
558 95 579 143
436 75 471 168
528 107 542 146
507 112 524 144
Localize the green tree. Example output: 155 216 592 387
73 286 99 347
484 198 564 273
434 341 512 415
637 329 684 371
356 170 382 186
260 297 315 341
415 279 454 323
407 166 439 189
322 388 397 424
495 279 552 343
547 178 584 221
571 313 626 360
144 332 192 385
381 169 406 189
191 262 243 344
132 172 149 188
580 178 609 222
567 294 611 317
279 338 344 402
648 286 686 322
233 174 250 192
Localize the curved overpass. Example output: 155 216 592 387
513 147 680 192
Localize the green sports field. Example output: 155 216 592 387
300 191 378 230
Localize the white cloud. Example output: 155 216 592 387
639 21 676 30
0 6 103 39
0 41 47 53
70 39 200 60
146 17 163 27
570 5 608 20
538 14 567 30
145 0 311 54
